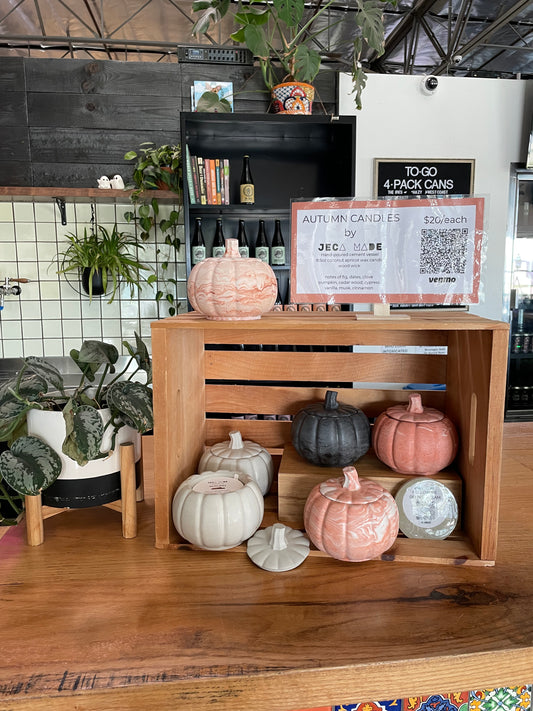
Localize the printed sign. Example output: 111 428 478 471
290 197 484 304
374 159 474 198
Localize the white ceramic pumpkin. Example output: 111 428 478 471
247 523 310 572
198 430 274 495
172 470 264 550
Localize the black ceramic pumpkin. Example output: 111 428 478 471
291 390 370 467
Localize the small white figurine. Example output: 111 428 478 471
97 176 111 189
110 174 124 190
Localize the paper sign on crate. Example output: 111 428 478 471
290 197 484 304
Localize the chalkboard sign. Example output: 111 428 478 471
374 159 474 198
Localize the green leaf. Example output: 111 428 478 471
243 24 270 58
122 332 152 383
0 436 62 496
106 381 153 434
293 44 321 84
151 198 160 215
355 0 386 56
62 402 106 466
273 0 303 26
124 151 138 161
139 204 151 218
147 274 158 284
24 356 64 393
123 211 135 223
78 340 119 368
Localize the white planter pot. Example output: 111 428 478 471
27 408 141 508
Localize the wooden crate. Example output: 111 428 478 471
151 311 509 566
278 444 463 530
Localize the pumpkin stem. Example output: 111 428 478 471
342 466 361 491
229 430 244 449
324 390 339 410
224 238 240 258
407 393 424 414
269 523 288 551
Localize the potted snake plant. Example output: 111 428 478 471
192 0 396 113
0 334 153 510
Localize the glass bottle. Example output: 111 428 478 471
191 217 206 264
240 155 254 205
271 219 286 266
272 277 284 311
255 220 269 263
237 219 249 258
212 217 226 258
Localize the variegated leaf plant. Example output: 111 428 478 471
0 333 153 501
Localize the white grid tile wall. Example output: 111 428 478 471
0 198 187 358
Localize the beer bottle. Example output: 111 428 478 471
271 219 285 266
240 155 254 205
212 217 226 258
237 219 249 258
191 217 206 264
254 219 269 263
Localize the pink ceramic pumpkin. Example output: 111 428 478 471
303 466 399 562
187 238 277 320
372 392 459 476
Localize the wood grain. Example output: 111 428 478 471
0 426 531 710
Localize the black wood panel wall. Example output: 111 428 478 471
0 57 337 188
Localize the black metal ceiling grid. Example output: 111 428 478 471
0 0 532 77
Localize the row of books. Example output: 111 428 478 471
185 146 230 205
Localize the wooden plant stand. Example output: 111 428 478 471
151 311 509 566
24 442 138 546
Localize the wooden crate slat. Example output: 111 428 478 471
203 325 450 347
206 351 447 384
206 418 291 449
205 384 447 418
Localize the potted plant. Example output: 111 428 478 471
0 334 153 510
56 223 156 302
191 0 395 112
124 142 182 197
123 142 184 316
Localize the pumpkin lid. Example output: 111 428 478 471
384 393 445 423
319 466 388 504
208 431 266 460
247 523 310 572
299 390 363 419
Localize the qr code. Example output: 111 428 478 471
419 228 468 274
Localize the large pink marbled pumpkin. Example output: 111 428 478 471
303 466 399 562
187 238 277 320
372 392 459 476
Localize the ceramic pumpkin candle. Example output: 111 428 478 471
172 470 264 550
291 390 370 467
372 392 459 476
303 466 399 562
198 430 274 495
187 238 277 320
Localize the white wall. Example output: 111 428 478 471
339 73 533 320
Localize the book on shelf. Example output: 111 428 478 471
185 145 197 205
185 152 231 205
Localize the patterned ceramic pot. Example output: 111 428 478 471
271 82 314 115
304 465 399 562
187 238 277 320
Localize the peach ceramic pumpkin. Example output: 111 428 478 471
372 392 459 476
303 466 399 562
187 238 277 320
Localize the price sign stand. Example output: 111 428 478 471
357 303 411 320
290 197 484 311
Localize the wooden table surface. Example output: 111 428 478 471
1 423 532 711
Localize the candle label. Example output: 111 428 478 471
193 476 244 494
